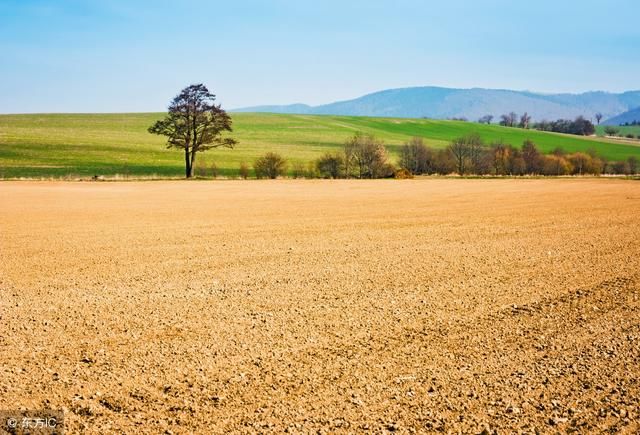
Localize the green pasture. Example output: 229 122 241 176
1 112 639 178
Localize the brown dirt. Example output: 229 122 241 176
1 179 639 434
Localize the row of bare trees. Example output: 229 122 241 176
479 112 597 136
194 133 639 179
399 134 638 176
311 133 396 179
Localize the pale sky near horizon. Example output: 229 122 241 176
1 0 639 113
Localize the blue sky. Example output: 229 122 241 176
1 0 639 113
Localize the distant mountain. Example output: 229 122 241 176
604 107 640 126
232 87 640 122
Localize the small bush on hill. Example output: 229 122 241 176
316 153 344 179
604 126 620 136
254 152 287 179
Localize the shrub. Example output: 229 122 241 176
567 153 593 175
433 149 456 174
377 162 397 178
611 161 631 175
239 161 249 179
522 140 543 174
254 152 287 179
474 148 494 175
291 161 306 179
344 133 393 178
306 161 319 179
489 142 512 175
508 155 526 175
399 137 433 175
628 156 639 174
448 133 484 175
394 168 414 179
316 153 344 179
604 126 619 136
542 155 572 175
626 134 635 139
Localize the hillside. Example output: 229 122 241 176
234 87 640 122
604 107 640 126
1 112 639 178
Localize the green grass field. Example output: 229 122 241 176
595 125 640 138
1 112 640 178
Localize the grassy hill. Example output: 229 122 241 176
1 112 639 178
596 124 640 137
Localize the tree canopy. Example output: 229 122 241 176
148 84 237 178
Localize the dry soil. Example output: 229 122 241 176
1 179 639 434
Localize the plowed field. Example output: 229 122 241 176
1 179 639 433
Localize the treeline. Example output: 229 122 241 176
195 133 639 179
477 112 597 136
400 134 638 176
250 133 397 179
532 117 595 136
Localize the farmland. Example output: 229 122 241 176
1 179 639 433
1 113 639 179
596 124 640 138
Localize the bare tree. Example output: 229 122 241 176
433 149 456 174
522 140 543 174
508 148 526 175
595 112 603 125
466 133 484 172
343 136 356 178
148 84 236 178
509 112 518 127
399 137 433 174
490 142 511 175
344 133 392 178
449 137 471 175
519 112 531 129
568 152 591 175
478 115 494 124
499 112 518 127
542 155 572 175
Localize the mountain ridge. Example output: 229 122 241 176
604 107 640 126
232 86 640 122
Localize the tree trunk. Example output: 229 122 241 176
185 147 191 178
